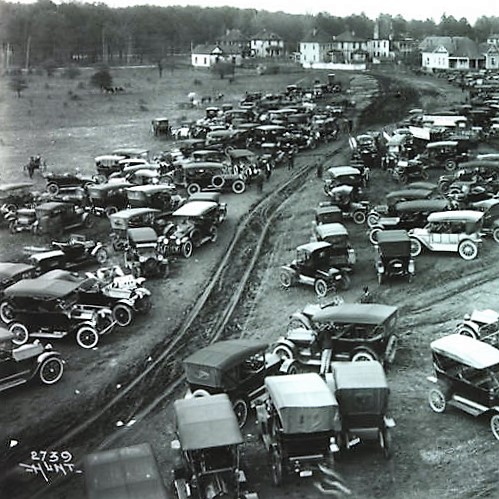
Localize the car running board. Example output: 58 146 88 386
449 395 488 417
0 377 27 392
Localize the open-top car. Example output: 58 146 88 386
0 182 36 219
151 117 171 137
427 334 499 440
409 210 484 260
162 199 226 259
124 227 169 278
454 309 499 345
2 277 115 349
172 394 258 499
374 230 415 284
419 140 469 171
0 327 64 392
183 339 296 427
311 223 356 271
126 184 184 212
44 171 97 196
273 303 399 367
279 242 351 297
256 373 339 486
327 361 395 458
323 166 366 201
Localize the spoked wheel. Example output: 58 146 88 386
39 357 64 385
279 270 293 289
493 227 499 244
410 237 422 257
95 247 109 264
47 183 59 196
369 228 382 245
445 159 457 172
270 447 283 487
187 183 201 196
112 303 134 327
272 344 294 361
314 278 328 297
9 322 29 345
367 213 380 228
379 427 393 459
232 399 248 427
76 326 99 349
182 240 193 259
0 301 15 324
232 179 246 194
490 414 499 441
351 350 377 362
352 210 366 225
428 387 447 413
458 240 478 260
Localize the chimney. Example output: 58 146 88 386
313 27 317 37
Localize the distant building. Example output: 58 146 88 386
331 31 368 63
486 34 499 46
299 29 334 64
191 44 243 68
250 29 284 58
420 36 485 70
483 44 499 70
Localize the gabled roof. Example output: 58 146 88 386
251 29 282 42
192 43 241 56
218 28 248 43
335 31 366 42
302 29 332 44
419 36 483 59
192 44 218 55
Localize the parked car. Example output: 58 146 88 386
427 334 499 440
390 159 429 184
125 184 184 212
86 180 132 217
273 303 399 366
2 277 115 349
183 339 296 426
44 171 97 196
30 201 93 236
328 361 395 458
469 198 499 243
311 223 356 271
151 117 171 137
279 242 351 297
256 373 339 486
0 263 37 314
323 166 366 201
438 160 499 195
94 154 127 180
172 394 258 499
0 182 36 218
374 230 415 284
419 140 469 171
8 207 38 234
0 327 64 392
314 204 343 225
162 199 226 259
42 268 152 327
409 210 484 260
124 227 169 278
454 309 499 344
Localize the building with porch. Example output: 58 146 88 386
250 29 284 58
420 36 485 70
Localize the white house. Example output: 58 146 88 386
366 39 391 59
250 29 284 58
484 44 499 70
420 36 484 70
331 31 368 63
191 44 243 68
299 29 334 65
486 34 499 46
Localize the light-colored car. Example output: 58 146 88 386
408 210 483 260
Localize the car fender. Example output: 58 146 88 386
36 350 62 365
289 312 312 329
280 264 297 276
279 357 297 374
116 298 136 309
458 320 480 335
90 243 105 257
135 287 151 297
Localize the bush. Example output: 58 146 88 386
90 66 113 89
42 59 57 77
211 61 235 80
63 65 81 80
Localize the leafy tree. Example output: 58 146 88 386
9 72 28 98
90 66 113 89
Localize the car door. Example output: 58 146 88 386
0 349 24 381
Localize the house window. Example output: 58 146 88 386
492 57 496 66
194 56 198 64
204 57 207 64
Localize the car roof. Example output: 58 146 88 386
471 198 499 210
109 207 160 220
0 182 33 193
427 210 483 223
226 148 255 158
174 394 243 450
431 334 499 369
188 192 220 203
88 181 132 192
406 182 438 191
129 169 158 178
386 189 431 201
5 277 81 299
183 339 268 372
265 373 338 434
332 361 388 390
112 148 148 156
0 263 35 279
395 199 449 212
127 227 158 242
315 223 348 238
36 201 72 211
296 241 331 253
326 166 361 176
315 205 341 215
183 162 224 171
29 250 65 263
95 154 126 161
458 160 499 170
173 201 218 218
426 141 458 148
312 303 398 324
256 125 286 131
377 229 410 244
126 185 174 194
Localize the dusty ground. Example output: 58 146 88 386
1 65 499 499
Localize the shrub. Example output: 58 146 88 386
193 78 202 86
90 66 113 89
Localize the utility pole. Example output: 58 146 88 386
126 35 132 66
25 35 31 71
102 27 108 64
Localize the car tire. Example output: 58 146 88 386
232 399 248 427
445 159 457 172
456 325 479 339
379 427 393 460
0 301 15 324
112 303 134 327
39 357 64 385
428 387 448 413
314 278 328 297
351 350 377 362
272 344 294 361
47 183 59 196
490 414 499 441
279 270 293 288
192 389 210 398
369 227 382 244
76 326 99 349
378 272 384 285
458 240 478 260
287 363 300 375
367 213 380 228
410 237 422 257
137 296 152 314
232 179 246 194
352 210 366 225
493 227 499 244
187 183 201 196
211 175 225 188
209 226 218 243
270 447 283 487
182 240 193 259
95 247 109 264
438 181 450 194
9 322 29 345
105 206 118 217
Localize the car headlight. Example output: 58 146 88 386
157 254 163 261
139 256 146 263
176 239 181 245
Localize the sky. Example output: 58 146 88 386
21 0 497 24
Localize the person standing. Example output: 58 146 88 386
318 327 333 375
287 152 295 171
255 170 264 193
316 162 323 179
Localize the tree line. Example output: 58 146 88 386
1 0 499 68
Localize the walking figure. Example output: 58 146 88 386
316 163 323 179
317 327 333 375
287 152 295 171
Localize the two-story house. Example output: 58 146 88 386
250 29 284 58
299 29 334 65
420 36 485 70
331 31 368 63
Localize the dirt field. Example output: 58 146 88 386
1 65 499 499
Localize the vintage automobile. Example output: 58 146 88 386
279 242 351 297
94 154 127 180
86 180 132 217
0 327 64 392
469 198 499 243
125 184 184 212
0 182 36 218
368 199 450 244
124 227 169 278
256 373 339 486
172 394 258 499
419 140 469 171
225 148 259 180
151 117 171 137
84 443 169 499
20 201 93 236
374 230 415 284
248 125 286 149
42 268 152 327
3 277 115 349
273 303 399 366
390 159 429 184
162 199 227 259
44 171 97 196
8 207 38 234
311 223 356 271
112 148 150 161
183 339 296 426
323 166 366 201
314 204 343 225
351 133 380 168
327 361 395 458
169 162 246 195
408 210 484 260
24 234 109 276
0 263 37 313
454 309 499 344
438 160 499 196
427 334 499 440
